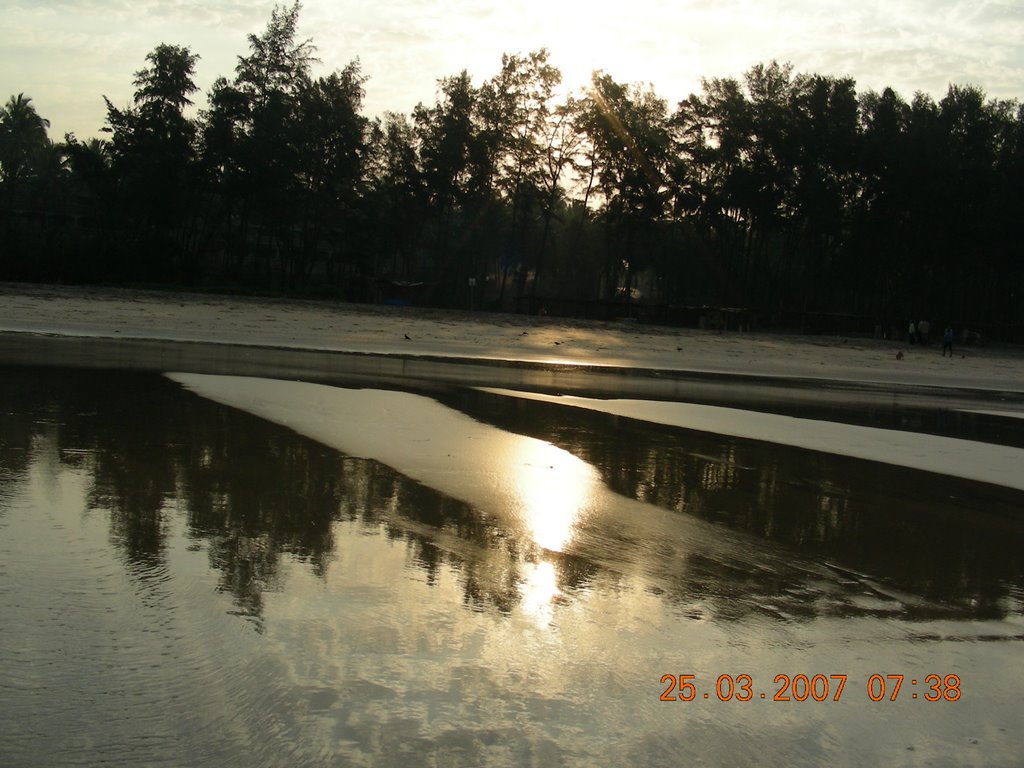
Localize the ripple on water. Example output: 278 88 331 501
0 482 291 766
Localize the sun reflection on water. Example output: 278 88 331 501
518 559 561 627
509 439 598 554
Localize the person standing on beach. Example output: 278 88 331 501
908 320 917 345
918 319 930 345
942 327 954 357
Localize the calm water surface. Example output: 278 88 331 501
1 366 1022 767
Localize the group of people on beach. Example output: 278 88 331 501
908 320 955 356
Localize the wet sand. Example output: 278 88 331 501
3 282 1023 395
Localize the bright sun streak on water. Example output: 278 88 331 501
519 559 561 627
510 440 597 554
492 432 603 626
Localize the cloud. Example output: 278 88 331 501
14 0 265 25
3 0 1023 140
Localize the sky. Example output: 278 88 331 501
2 0 1024 141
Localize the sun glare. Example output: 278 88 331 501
523 1 679 97
544 34 603 94
518 559 561 627
509 439 598 554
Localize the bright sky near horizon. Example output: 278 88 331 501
2 0 1023 141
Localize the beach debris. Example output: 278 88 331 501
404 333 411 340
896 351 904 360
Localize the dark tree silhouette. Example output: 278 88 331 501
573 72 673 302
101 43 201 280
0 93 51 197
2 4 1023 337
1 93 53 267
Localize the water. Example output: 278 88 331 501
1 366 1022 767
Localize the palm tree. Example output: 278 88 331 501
1 93 50 188
1 93 52 259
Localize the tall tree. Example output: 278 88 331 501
231 1 314 285
203 1 374 289
414 70 479 290
672 77 749 304
987 101 1024 327
531 95 582 301
574 72 672 301
477 50 561 302
1 93 50 187
787 73 861 314
102 43 201 279
292 63 370 285
1 93 52 230
234 1 314 108
855 86 912 320
365 111 425 279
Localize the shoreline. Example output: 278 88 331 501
3 328 1022 397
3 282 1024 399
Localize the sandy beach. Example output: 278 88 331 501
3 282 1024 396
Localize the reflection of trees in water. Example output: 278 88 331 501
0 368 598 623
443 388 1024 619
178 418 344 620
88 418 177 568
0 372 39 509
346 462 601 614
3 367 1021 624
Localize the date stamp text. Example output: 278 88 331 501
659 673 961 702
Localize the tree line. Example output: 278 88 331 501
2 2 1022 337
